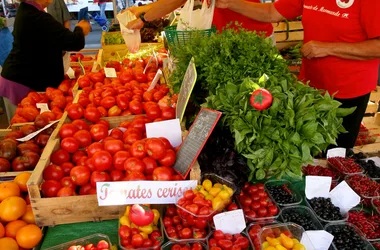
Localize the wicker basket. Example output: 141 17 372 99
164 25 216 48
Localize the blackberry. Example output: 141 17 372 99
357 159 380 179
308 198 344 221
267 184 297 205
326 224 366 249
281 209 319 230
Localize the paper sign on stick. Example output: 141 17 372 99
104 67 117 78
16 120 59 142
330 181 360 214
213 209 246 235
96 180 197 206
147 69 162 91
175 57 197 122
305 176 331 200
327 148 346 159
66 67 76 79
301 231 334 250
146 119 182 147
36 103 50 114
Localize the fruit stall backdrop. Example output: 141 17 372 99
0 19 380 250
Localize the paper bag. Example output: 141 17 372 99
116 11 141 53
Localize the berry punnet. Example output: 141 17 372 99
307 198 344 221
348 210 380 240
326 224 368 249
266 184 297 205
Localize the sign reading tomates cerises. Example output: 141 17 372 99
96 180 197 206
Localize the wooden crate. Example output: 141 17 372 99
272 21 304 50
354 113 380 154
370 86 380 103
366 101 379 114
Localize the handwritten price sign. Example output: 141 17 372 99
96 180 197 206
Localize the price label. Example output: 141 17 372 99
213 210 246 235
173 108 222 178
327 148 346 159
16 120 59 142
66 67 76 79
147 70 162 91
104 67 117 78
176 57 197 122
36 103 50 114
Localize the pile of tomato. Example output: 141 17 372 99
0 123 54 172
10 79 78 124
0 173 43 250
208 230 251 250
40 115 182 197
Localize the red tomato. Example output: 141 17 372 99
110 128 124 140
70 166 91 186
129 100 143 115
130 140 147 159
72 120 90 131
131 234 144 247
84 106 101 123
90 124 108 142
110 170 125 181
61 162 75 176
145 105 161 120
158 149 176 167
43 164 65 181
108 105 122 117
116 94 129 110
113 151 130 170
142 239 153 248
97 106 108 117
124 157 146 173
129 118 147 132
100 96 116 109
161 106 176 120
60 176 76 189
60 137 80 153
104 139 124 155
142 157 157 175
79 183 92 195
73 130 92 148
59 124 78 139
119 225 132 240
152 166 172 181
90 72 105 83
57 186 75 197
66 103 84 120
92 150 113 171
268 205 279 216
90 171 111 188
142 91 154 102
214 230 225 240
86 142 104 158
72 150 87 165
181 228 192 239
159 137 173 149
153 91 165 102
50 149 71 165
145 138 166 160
41 180 62 197
135 72 147 83
125 171 146 181
96 120 110 130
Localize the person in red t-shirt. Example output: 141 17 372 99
216 0 380 149
123 0 273 39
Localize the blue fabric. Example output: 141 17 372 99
0 28 13 66
98 3 106 19
78 7 89 21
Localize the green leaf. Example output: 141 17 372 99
264 148 274 166
301 142 311 162
290 132 302 146
269 157 282 171
336 107 356 117
256 169 266 180
225 83 238 98
311 133 325 145
301 122 318 139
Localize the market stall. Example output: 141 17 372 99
1 13 380 250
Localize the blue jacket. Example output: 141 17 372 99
0 27 13 66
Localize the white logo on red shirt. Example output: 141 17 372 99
336 0 354 9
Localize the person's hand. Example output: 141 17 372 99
216 0 231 9
121 6 145 17
126 18 144 30
301 41 332 59
76 20 91 36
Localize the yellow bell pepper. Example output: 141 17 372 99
209 187 221 197
212 196 223 211
131 223 139 229
217 190 230 200
139 224 153 235
223 185 234 196
202 179 212 191
119 215 131 227
152 209 160 225
140 232 149 239
124 205 131 217
213 183 222 188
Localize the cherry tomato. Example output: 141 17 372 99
90 124 108 142
59 124 78 139
60 137 80 153
124 157 146 173
50 149 71 165
158 149 176 167
73 130 92 148
41 180 62 197
90 171 111 188
104 139 124 155
43 164 64 181
130 140 147 159
113 151 130 171
92 150 113 171
145 138 166 160
70 166 91 186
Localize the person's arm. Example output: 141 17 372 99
63 20 71 30
220 1 284 23
126 0 185 29
60 0 72 30
301 38 380 60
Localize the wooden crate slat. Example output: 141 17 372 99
370 87 380 103
0 171 33 178
272 21 303 32
274 31 304 42
0 129 12 137
366 102 379 114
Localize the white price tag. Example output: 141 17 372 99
36 103 50 114
366 157 380 166
213 209 246 235
327 148 346 159
330 181 360 214
305 176 332 200
302 231 334 250
147 70 162 91
104 67 117 78
66 67 76 79
16 120 59 142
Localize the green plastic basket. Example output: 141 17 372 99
164 25 216 48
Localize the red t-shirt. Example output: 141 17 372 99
274 0 380 98
213 0 274 37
